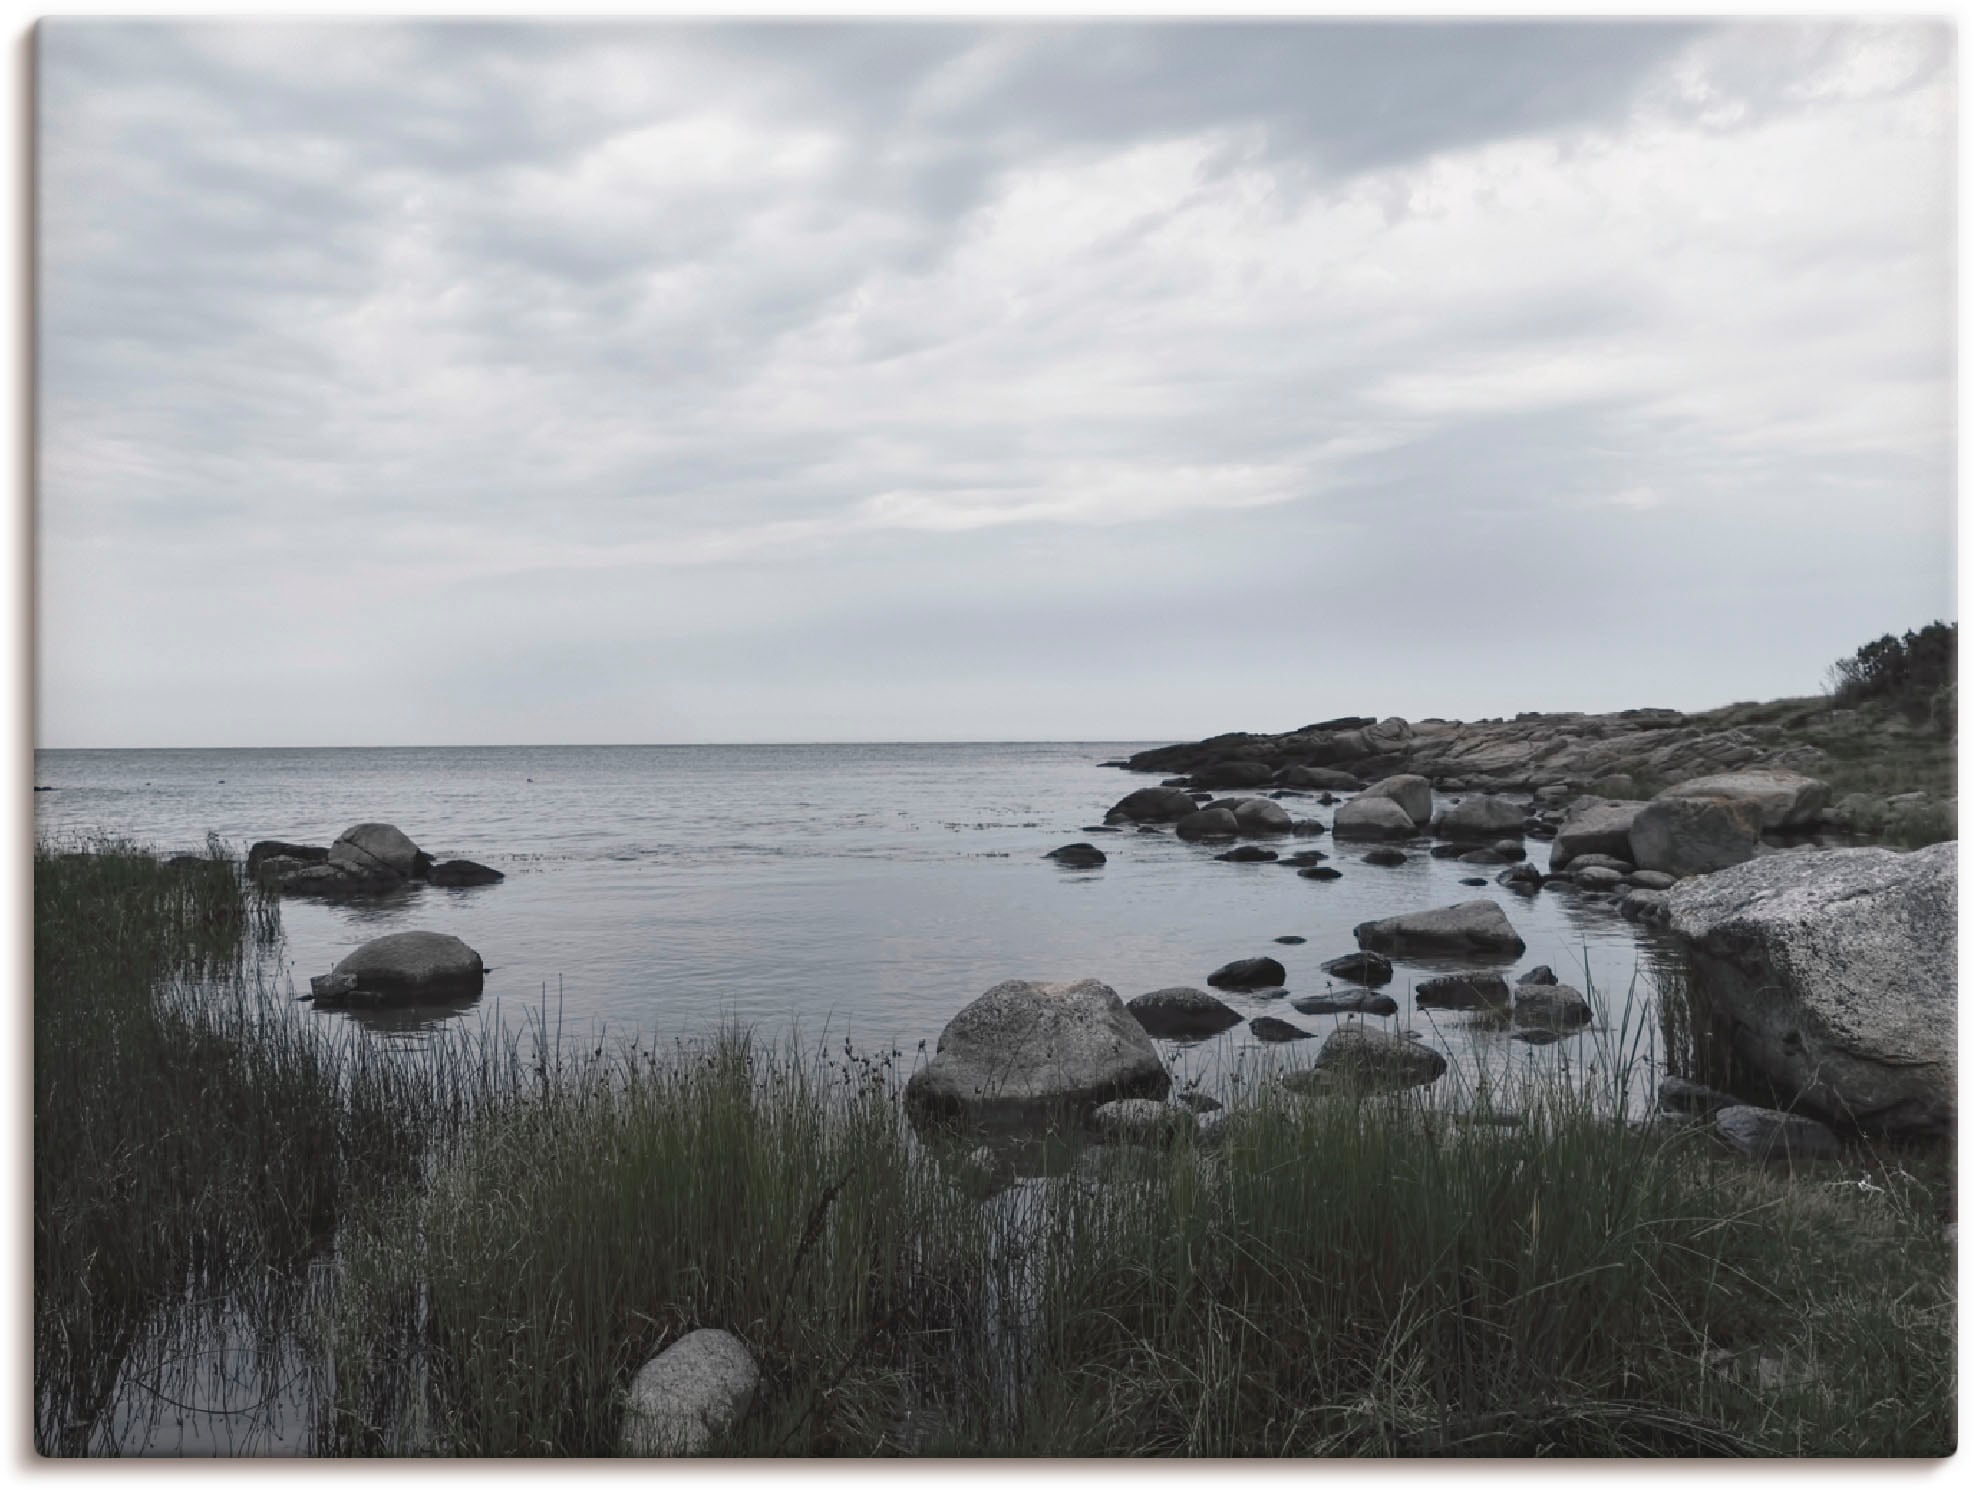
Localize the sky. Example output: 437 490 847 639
35 18 1957 748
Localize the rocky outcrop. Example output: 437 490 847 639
1126 987 1243 1041
1432 795 1526 840
1192 759 1276 790
330 823 427 880
1353 900 1526 959
619 1328 760 1456
904 979 1170 1122
1666 843 1954 1138
322 931 485 1004
1628 796 1759 877
1356 775 1433 827
1656 770 1830 832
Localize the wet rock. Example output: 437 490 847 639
1563 854 1633 876
1618 887 1670 923
1277 765 1363 790
329 822 426 880
620 1328 760 1456
1088 1098 1196 1145
1414 972 1510 1010
1512 984 1592 1030
328 930 485 1002
1321 951 1394 987
1176 807 1241 841
1045 843 1107 867
1433 795 1527 840
1458 876 1487 887
1206 957 1286 991
1216 845 1278 863
1576 866 1626 891
1126 987 1244 1041
1299 866 1343 881
1331 795 1419 841
1667 843 1954 1138
1229 797 1293 834
1281 850 1326 867
1308 1026 1447 1090
1429 842 1470 859
1292 991 1399 1016
1362 847 1408 867
1105 786 1201 823
1273 934 1306 944
247 839 326 872
1713 1105 1843 1162
1458 849 1503 865
1548 798 1648 871
1627 869 1677 891
1249 1016 1314 1043
1629 796 1760 877
1354 900 1525 959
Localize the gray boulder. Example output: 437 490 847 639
1548 798 1646 871
1176 807 1240 841
247 839 326 872
1512 984 1593 1029
1353 900 1526 959
1193 759 1275 790
1356 774 1433 827
1206 957 1286 991
904 979 1170 1121
1126 987 1243 1041
1628 796 1759 877
1232 797 1293 835
1292 991 1399 1016
1657 771 1830 832
1713 1106 1843 1162
1321 951 1394 987
1331 796 1419 841
1045 842 1107 867
1666 843 1954 1138
1308 1026 1447 1090
1105 786 1199 823
1414 972 1509 1010
329 822 427 880
619 1328 760 1456
1576 866 1626 891
1618 888 1670 923
1362 847 1408 867
1433 795 1526 840
329 930 485 1001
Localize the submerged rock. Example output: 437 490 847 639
1292 991 1398 1017
1045 842 1107 867
1322 951 1394 987
1362 847 1408 867
905 979 1170 1122
1666 843 1954 1138
428 858 505 886
1354 900 1525 959
1249 1015 1314 1043
1414 972 1510 1010
327 930 485 1002
1206 957 1286 991
1126 987 1243 1041
1216 845 1279 863
619 1328 760 1456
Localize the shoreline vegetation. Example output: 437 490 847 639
35 834 1955 1457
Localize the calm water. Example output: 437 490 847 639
35 742 1679 1100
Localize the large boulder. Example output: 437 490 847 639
1176 807 1241 841
1657 771 1830 833
619 1328 760 1456
1432 795 1526 840
1355 775 1433 827
1331 796 1419 841
1126 987 1243 1041
1104 786 1200 823
328 930 485 1001
1321 951 1394 987
1628 796 1759 877
329 822 426 880
1548 798 1648 871
904 979 1170 1122
1232 798 1293 835
1193 759 1275 790
1307 1026 1447 1090
247 839 327 872
1666 843 1954 1138
1354 900 1526 959
1206 956 1287 991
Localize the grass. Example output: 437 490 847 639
36 841 1956 1458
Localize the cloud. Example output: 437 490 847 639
35 19 1955 745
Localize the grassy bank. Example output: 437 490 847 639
36 843 1955 1457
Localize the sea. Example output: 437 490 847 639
33 741 1683 1106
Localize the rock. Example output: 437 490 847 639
1496 863 1543 891
1362 847 1408 867
620 1328 760 1456
1310 1026 1448 1090
1045 842 1107 867
1175 1091 1224 1114
1627 869 1676 890
1414 972 1510 1010
1331 796 1419 841
1433 795 1527 839
1591 773 1637 798
247 839 326 872
1354 900 1526 959
1563 854 1633 876
258 857 401 896
330 930 485 1001
1516 965 1558 986
905 979 1170 1121
1105 786 1200 823
1658 1076 1739 1116
1287 819 1328 836
1176 807 1241 841
1548 798 1647 871
1491 840 1527 861
1281 850 1327 867
1618 887 1670 923
1576 866 1626 891
427 858 505 887
1513 984 1592 1029
1666 844 1954 1138
329 822 426 880
1628 796 1759 877
1249 1016 1314 1043
1292 991 1399 1016
1510 1028 1566 1046
1273 934 1306 944
1657 770 1830 832
1277 765 1362 790
1088 1098 1195 1145
1215 845 1279 863
1126 987 1243 1041
1232 797 1293 835
1192 759 1276 790
1458 849 1503 865
1713 1106 1843 1162
1429 842 1470 860
1355 774 1433 827
308 971 358 1002
1321 951 1394 987
1299 866 1343 881
1458 877 1487 887
1206 957 1286 991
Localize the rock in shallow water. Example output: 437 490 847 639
1322 951 1394 987
1045 842 1107 867
328 931 485 1002
1354 900 1525 959
1304 1026 1447 1090
1292 991 1398 1017
1249 1015 1314 1043
428 858 505 886
1126 987 1243 1041
1088 1097 1195 1144
1206 957 1286 991
1331 795 1419 842
329 822 427 880
1414 973 1509 1010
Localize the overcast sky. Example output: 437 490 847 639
37 19 1955 748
